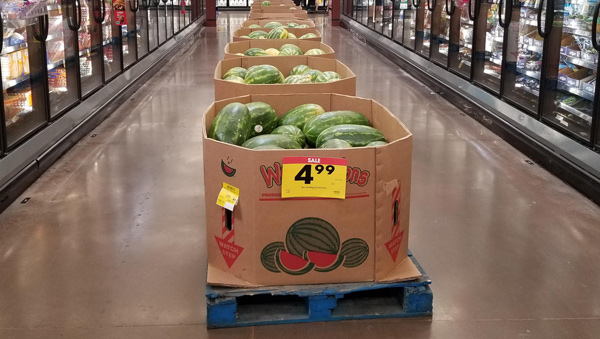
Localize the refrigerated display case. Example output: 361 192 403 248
122 0 138 68
416 0 434 57
448 0 474 78
403 0 421 50
103 0 122 81
392 0 407 44
80 0 104 97
46 0 81 118
164 0 173 39
2 4 49 148
540 0 597 141
472 0 508 93
430 0 451 65
217 0 250 8
137 0 150 58
148 0 159 51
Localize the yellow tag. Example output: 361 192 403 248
216 183 239 211
281 157 347 199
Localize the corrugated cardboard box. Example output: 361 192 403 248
203 93 418 287
249 12 309 19
224 40 335 59
252 6 304 12
214 56 356 100
233 27 321 42
241 19 316 28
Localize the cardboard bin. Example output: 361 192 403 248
233 27 321 42
249 12 309 19
203 93 419 287
242 19 316 28
214 56 356 100
224 40 335 59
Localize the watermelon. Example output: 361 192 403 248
208 103 251 146
275 250 315 275
316 124 386 148
283 74 312 84
221 160 236 177
305 69 329 83
223 75 245 83
278 103 326 129
271 125 306 148
367 141 387 147
248 30 268 39
245 102 278 138
261 0 271 5
265 48 280 56
303 110 371 146
340 238 369 268
254 145 285 150
223 66 247 79
242 134 302 149
248 24 262 28
267 27 289 39
264 21 283 28
318 139 353 149
245 47 268 56
289 64 311 75
260 242 285 272
285 217 341 257
324 71 341 81
306 252 338 268
297 24 309 28
287 32 297 39
244 65 285 84
240 35 250 39
286 22 299 28
279 44 303 55
299 33 317 39
304 48 326 55
235 53 245 56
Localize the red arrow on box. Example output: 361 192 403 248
385 182 404 262
215 208 244 268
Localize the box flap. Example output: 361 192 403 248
377 256 422 283
207 264 260 287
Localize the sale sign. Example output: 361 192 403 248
281 157 347 199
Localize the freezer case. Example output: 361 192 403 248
540 0 598 142
79 0 104 97
2 7 49 149
122 0 138 68
429 0 452 65
137 0 150 58
103 0 123 81
448 0 473 78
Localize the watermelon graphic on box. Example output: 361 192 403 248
260 217 369 275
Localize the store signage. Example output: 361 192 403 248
113 0 128 25
281 156 347 199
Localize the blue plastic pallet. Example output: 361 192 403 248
206 252 432 328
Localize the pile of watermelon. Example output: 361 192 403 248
208 101 387 149
261 0 270 5
242 46 326 57
240 28 318 40
248 22 311 29
222 64 342 84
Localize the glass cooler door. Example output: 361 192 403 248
430 0 452 65
103 0 122 81
472 0 509 93
540 0 597 142
80 0 104 96
416 0 435 57
46 0 81 118
393 0 407 44
1 8 49 148
122 0 137 68
449 0 474 78
148 0 159 51
403 0 422 50
137 0 149 58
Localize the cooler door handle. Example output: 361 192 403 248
468 0 476 21
446 0 455 15
498 0 506 28
537 0 547 38
593 1 600 50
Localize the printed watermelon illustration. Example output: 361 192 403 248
221 159 236 177
260 217 369 275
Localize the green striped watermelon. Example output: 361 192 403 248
289 64 311 75
260 241 285 272
278 103 326 129
248 24 262 28
287 32 297 39
244 65 285 84
275 250 315 275
297 24 309 28
266 27 289 39
324 71 341 82
299 33 318 39
283 74 312 84
318 139 353 149
285 217 341 257
305 69 329 83
261 1 271 5
271 125 306 148
248 30 268 39
279 44 303 55
264 21 282 28
223 75 245 83
286 22 299 28
242 134 302 149
222 66 247 79
254 145 285 150
303 110 371 146
304 48 326 55
340 238 369 268
245 102 278 138
245 47 268 56
316 124 386 148
367 141 387 147
265 48 280 56
208 103 251 146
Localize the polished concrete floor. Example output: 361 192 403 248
1 13 600 339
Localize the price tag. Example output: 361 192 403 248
216 182 239 211
282 157 347 199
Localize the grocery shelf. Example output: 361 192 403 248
490 57 502 66
1 43 28 55
523 19 537 26
517 67 541 80
519 84 540 96
564 26 591 37
47 59 65 70
520 43 543 53
463 43 473 49
493 36 504 43
558 82 595 101
460 20 473 26
47 31 65 41
558 102 593 123
3 74 31 89
562 54 597 69
5 107 33 128
440 49 448 56
484 69 501 79
47 3 62 10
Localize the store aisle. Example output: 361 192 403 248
1 13 600 339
